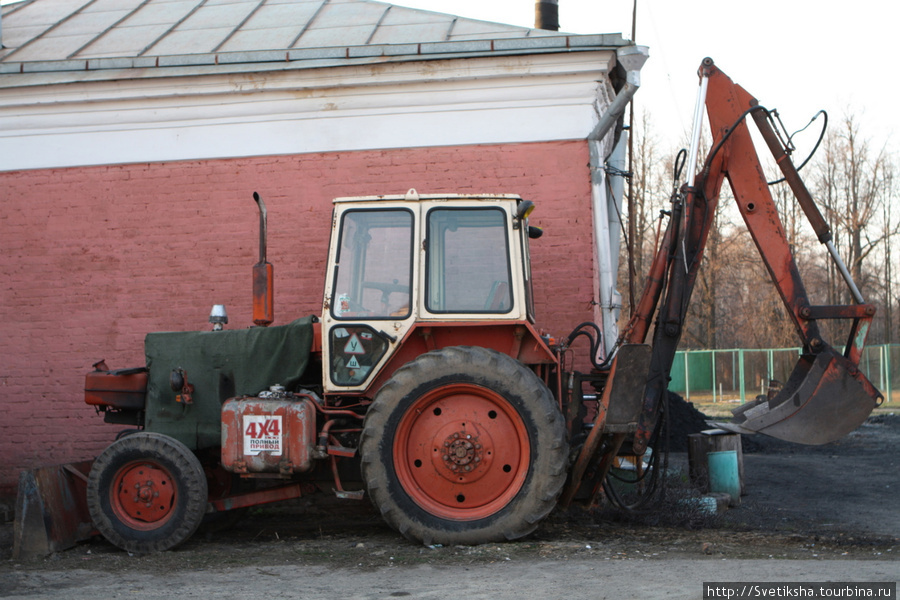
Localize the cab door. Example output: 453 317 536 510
322 204 418 393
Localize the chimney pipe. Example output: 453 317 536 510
534 0 559 31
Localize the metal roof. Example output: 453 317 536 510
0 0 631 79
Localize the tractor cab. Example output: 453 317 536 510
321 189 543 393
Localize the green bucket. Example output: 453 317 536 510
707 450 740 505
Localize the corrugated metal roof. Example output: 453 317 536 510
0 0 631 78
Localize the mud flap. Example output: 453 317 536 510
12 461 95 559
717 349 881 445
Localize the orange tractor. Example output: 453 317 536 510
14 60 882 555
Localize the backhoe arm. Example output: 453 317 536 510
561 58 881 508
632 58 880 451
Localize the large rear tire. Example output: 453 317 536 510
360 346 567 545
87 432 208 553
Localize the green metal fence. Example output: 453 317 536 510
669 344 899 403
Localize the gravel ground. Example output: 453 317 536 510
1 413 897 599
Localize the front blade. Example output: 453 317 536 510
12 461 94 559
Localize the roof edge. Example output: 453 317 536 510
0 33 632 80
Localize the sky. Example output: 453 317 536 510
392 0 899 155
2 0 896 154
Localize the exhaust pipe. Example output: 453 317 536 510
252 192 274 327
534 0 559 31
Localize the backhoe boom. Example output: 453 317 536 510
563 58 882 506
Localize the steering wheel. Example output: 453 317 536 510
363 280 408 305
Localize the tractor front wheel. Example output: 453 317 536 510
87 432 208 553
360 346 568 545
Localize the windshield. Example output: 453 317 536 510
331 209 413 319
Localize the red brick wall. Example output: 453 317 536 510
0 140 596 495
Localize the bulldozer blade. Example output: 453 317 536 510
12 460 95 559
717 349 880 445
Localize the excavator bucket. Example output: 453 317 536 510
12 461 95 559
719 348 881 445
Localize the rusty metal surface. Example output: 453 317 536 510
604 344 651 427
620 60 881 452
221 396 317 475
722 349 879 445
84 367 148 410
13 460 95 559
206 481 311 513
559 345 648 508
252 192 274 327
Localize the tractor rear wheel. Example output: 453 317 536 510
360 346 567 545
87 432 208 553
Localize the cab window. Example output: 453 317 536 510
331 209 413 320
426 208 513 314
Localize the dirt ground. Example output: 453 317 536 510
1 411 898 599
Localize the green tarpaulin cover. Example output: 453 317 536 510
143 316 315 450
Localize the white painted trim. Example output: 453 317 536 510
0 51 616 171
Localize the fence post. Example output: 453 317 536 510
884 345 893 404
738 348 746 404
732 350 737 401
684 351 690 401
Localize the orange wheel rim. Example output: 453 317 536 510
393 383 530 520
110 461 177 530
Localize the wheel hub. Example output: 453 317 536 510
431 422 494 484
441 432 483 472
113 462 176 526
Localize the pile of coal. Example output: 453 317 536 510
662 391 713 452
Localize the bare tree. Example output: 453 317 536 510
813 113 895 307
621 108 899 353
625 111 671 301
874 163 898 343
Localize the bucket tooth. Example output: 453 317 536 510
719 349 880 445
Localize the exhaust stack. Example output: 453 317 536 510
534 0 559 31
252 192 274 327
